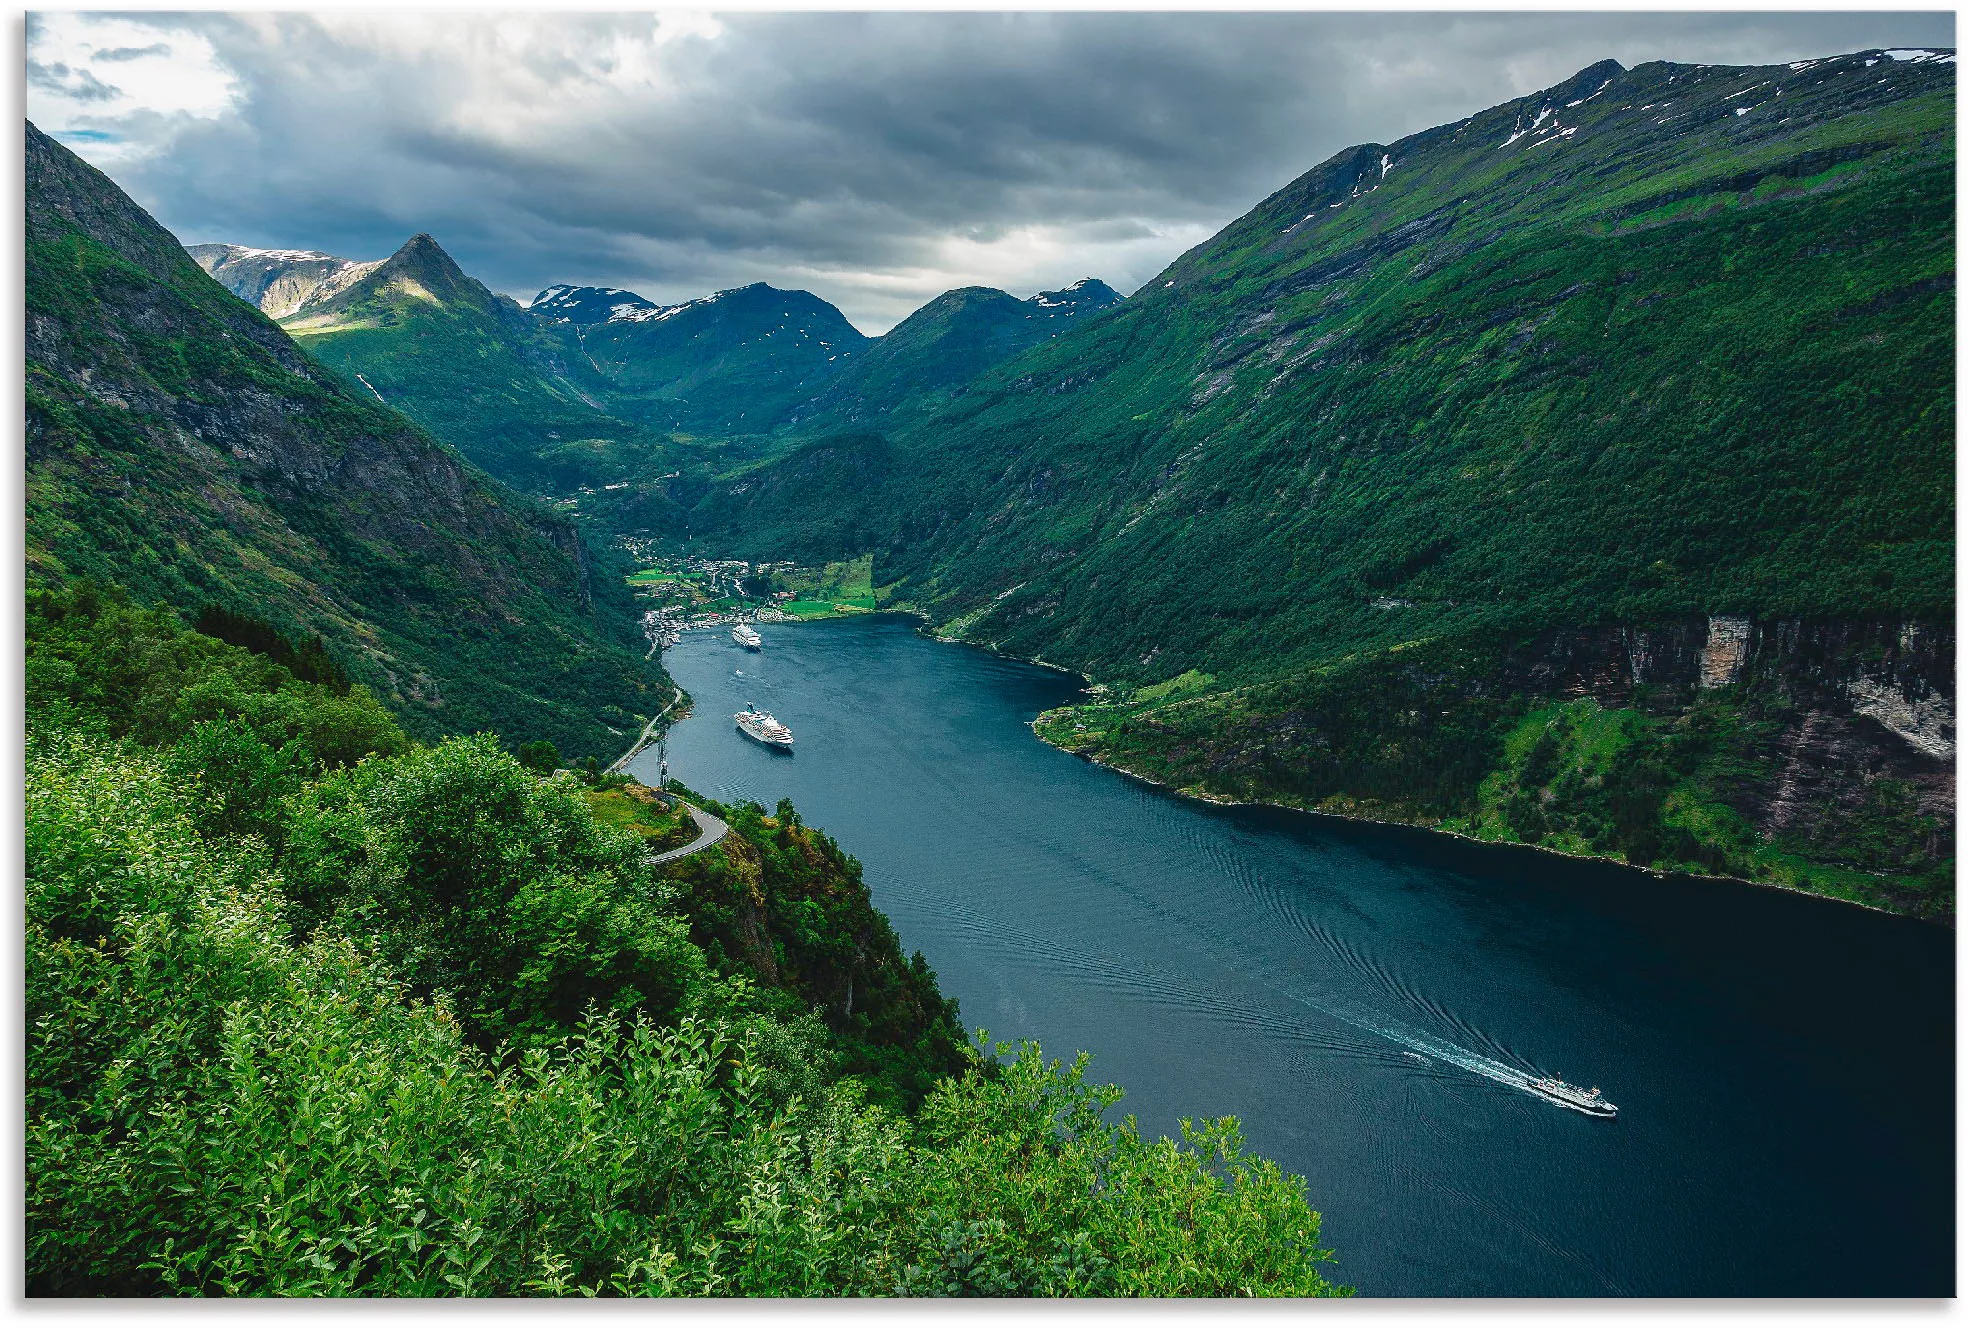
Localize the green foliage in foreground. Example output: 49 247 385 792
26 585 1346 1297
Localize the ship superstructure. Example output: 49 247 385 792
1526 1075 1618 1118
734 705 793 749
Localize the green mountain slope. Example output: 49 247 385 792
544 281 871 434
787 278 1123 431
685 51 1956 913
270 235 675 491
25 121 661 758
849 53 1953 671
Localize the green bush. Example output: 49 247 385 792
26 733 1347 1297
516 739 560 774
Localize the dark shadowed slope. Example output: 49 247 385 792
26 121 664 757
565 281 871 435
787 278 1123 430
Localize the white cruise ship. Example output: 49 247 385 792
731 623 762 650
1526 1075 1618 1118
734 705 793 749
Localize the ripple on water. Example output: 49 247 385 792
633 617 1954 1297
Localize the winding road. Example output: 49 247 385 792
606 686 686 775
603 686 732 866
648 803 730 865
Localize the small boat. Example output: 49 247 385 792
1526 1075 1618 1119
731 624 762 650
734 705 793 749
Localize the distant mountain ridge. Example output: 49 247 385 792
558 281 869 434
789 276 1124 428
247 232 671 490
191 235 1130 471
189 242 380 317
526 273 1124 433
528 283 666 325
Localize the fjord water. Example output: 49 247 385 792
631 616 1953 1296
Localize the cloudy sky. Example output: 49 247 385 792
27 8 1955 332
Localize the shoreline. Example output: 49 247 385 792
1034 722 1918 923
653 605 1928 925
909 611 1919 923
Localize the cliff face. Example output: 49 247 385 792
188 242 381 318
1507 615 1953 862
1039 614 1955 919
25 121 660 757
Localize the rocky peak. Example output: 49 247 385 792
1029 278 1123 314
188 242 380 318
371 232 476 301
528 283 663 325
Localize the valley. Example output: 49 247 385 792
24 116 1344 1297
183 48 1956 919
22 27 1955 1302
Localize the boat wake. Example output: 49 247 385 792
1281 991 1616 1117
922 896 1613 1117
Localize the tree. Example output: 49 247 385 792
517 739 560 774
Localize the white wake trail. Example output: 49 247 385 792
1283 990 1545 1097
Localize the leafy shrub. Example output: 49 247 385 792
26 734 1347 1297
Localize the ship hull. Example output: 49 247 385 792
1528 1086 1618 1118
735 720 793 749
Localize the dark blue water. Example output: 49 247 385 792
630 615 1954 1297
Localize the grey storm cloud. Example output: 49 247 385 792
27 59 120 102
93 43 173 62
27 10 1956 331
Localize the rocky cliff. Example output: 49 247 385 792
1041 612 1954 918
189 241 380 317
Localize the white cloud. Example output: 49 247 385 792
27 13 240 164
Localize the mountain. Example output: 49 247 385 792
546 280 871 434
789 278 1123 428
684 51 1957 914
189 242 381 317
528 275 1119 437
267 234 673 490
528 283 665 325
25 121 663 757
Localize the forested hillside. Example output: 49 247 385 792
26 583 1346 1296
681 52 1956 914
26 123 660 759
267 234 679 492
787 279 1124 431
549 282 870 435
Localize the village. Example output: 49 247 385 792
616 547 881 653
